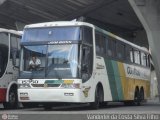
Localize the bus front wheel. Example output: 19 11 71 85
3 88 18 109
90 85 103 109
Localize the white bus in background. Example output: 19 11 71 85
18 21 151 109
0 28 22 109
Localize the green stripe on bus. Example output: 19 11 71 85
45 80 63 84
105 59 118 100
111 61 124 100
104 59 124 100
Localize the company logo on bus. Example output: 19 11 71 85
48 41 72 44
127 67 140 76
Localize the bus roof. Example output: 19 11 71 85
24 21 149 53
0 28 22 36
24 21 94 29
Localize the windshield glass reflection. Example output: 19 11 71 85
20 44 79 79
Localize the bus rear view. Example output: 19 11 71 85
18 22 94 109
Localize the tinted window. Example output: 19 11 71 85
147 54 150 67
81 27 93 82
23 27 81 42
0 33 9 78
83 27 93 44
116 42 125 60
95 32 106 55
95 33 101 54
141 52 147 66
134 49 140 64
126 46 133 63
107 37 116 57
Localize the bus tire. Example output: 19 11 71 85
3 88 18 109
90 85 103 109
134 87 141 106
139 88 144 101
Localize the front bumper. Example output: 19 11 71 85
18 88 83 103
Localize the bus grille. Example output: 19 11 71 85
47 84 60 87
31 84 44 87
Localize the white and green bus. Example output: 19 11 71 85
18 21 151 109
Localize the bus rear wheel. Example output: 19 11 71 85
134 88 142 106
139 88 144 102
3 88 18 109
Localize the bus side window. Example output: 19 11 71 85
116 42 125 60
141 52 147 67
147 54 151 67
126 46 134 63
101 35 106 54
134 49 140 64
83 26 93 44
0 33 9 78
95 33 101 54
95 32 106 56
107 39 112 57
107 38 116 57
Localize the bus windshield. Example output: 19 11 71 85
19 44 79 79
22 27 81 42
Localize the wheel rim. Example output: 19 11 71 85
9 91 16 104
140 90 144 101
95 88 100 107
96 93 99 106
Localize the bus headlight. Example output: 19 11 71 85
18 83 31 88
60 83 80 89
